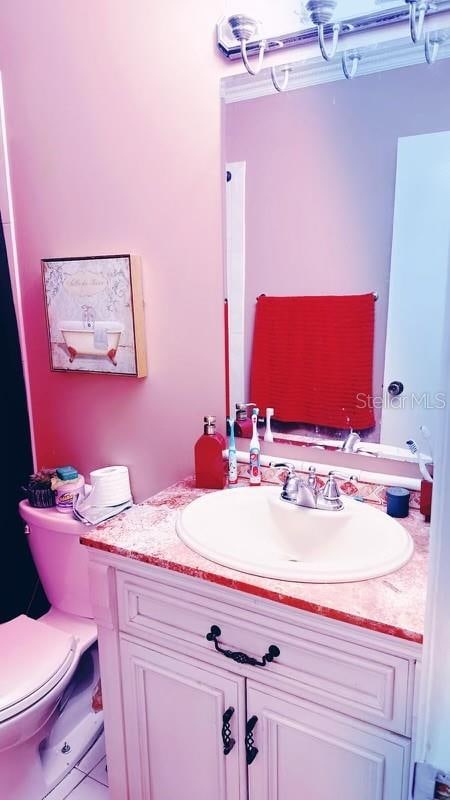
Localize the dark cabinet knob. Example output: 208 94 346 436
388 381 404 397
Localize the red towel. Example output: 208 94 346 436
249 294 375 430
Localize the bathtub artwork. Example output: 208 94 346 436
42 255 147 376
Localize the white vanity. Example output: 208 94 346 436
82 476 426 800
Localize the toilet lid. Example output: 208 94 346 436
0 615 76 723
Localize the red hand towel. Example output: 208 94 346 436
249 294 375 430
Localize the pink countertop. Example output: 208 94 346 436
80 476 429 644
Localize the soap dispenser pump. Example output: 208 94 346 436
195 416 226 490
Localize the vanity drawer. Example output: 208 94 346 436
116 570 412 735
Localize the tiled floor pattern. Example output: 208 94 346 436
45 731 109 799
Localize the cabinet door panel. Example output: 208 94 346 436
120 636 247 800
247 682 410 800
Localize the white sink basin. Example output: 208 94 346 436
176 486 414 583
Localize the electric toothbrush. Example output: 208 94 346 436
249 408 261 486
227 416 238 485
406 439 433 483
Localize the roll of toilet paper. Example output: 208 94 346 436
88 465 132 507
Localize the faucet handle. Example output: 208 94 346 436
322 470 356 500
271 461 296 476
271 462 298 502
322 472 342 501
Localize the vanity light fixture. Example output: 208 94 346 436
342 49 361 78
227 14 292 93
404 0 429 43
305 0 340 61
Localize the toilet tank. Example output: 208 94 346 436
19 501 93 619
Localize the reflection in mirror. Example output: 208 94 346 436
222 32 449 463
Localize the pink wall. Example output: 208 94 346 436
224 60 450 434
0 1 228 502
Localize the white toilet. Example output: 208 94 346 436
0 501 103 800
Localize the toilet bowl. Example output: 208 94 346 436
0 502 103 800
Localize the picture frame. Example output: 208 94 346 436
41 254 147 377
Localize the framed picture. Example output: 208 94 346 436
42 254 147 377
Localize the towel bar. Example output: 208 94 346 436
256 291 378 301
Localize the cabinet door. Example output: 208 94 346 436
246 682 410 800
120 636 247 800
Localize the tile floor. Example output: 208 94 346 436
45 731 109 799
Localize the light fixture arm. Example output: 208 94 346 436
342 49 361 79
424 32 440 63
271 65 292 92
240 38 266 76
407 0 428 44
318 22 340 61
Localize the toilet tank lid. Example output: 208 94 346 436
0 615 76 721
18 500 86 534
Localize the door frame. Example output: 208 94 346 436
414 258 450 774
225 160 246 415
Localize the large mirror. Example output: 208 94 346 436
222 31 450 463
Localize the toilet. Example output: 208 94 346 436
0 501 103 800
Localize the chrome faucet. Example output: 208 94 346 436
341 430 361 453
274 464 354 512
81 304 96 330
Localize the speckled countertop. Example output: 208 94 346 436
80 475 429 644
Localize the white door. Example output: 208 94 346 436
381 132 450 449
120 636 247 800
246 681 410 800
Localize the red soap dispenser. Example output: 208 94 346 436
234 403 255 439
195 416 226 490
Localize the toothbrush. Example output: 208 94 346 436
249 407 261 486
264 407 274 443
227 416 238 485
406 439 433 482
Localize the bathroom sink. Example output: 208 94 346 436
176 486 414 583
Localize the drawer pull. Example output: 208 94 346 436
222 706 236 755
245 715 258 765
206 625 280 667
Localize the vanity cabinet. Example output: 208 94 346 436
119 636 410 800
89 557 419 800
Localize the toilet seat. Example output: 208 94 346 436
0 615 76 723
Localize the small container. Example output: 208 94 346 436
27 485 56 508
420 470 433 522
194 417 226 490
54 466 85 513
386 486 410 518
26 468 56 508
